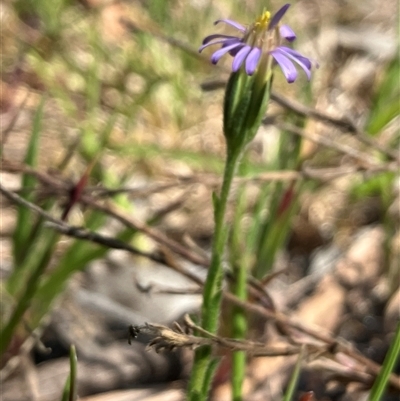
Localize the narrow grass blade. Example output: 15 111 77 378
368 322 400 401
13 98 45 266
7 199 57 296
283 346 304 401
1 233 59 356
367 58 400 136
61 344 78 401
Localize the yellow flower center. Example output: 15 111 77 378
243 9 276 50
254 10 271 31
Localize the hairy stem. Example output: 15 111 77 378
188 148 241 401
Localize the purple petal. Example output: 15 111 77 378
245 47 261 75
270 50 297 83
280 24 296 41
268 3 291 30
229 46 242 56
211 42 244 64
199 38 241 53
232 45 252 72
225 38 245 55
278 47 312 69
214 18 246 32
202 33 241 45
276 47 312 79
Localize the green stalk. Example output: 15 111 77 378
61 345 78 401
188 30 272 401
188 148 241 401
368 322 400 401
230 185 248 401
231 261 247 401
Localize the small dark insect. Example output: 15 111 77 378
128 325 141 345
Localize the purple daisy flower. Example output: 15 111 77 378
199 3 314 83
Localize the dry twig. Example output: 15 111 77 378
129 314 305 357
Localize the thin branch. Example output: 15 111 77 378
0 182 170 266
129 314 306 357
277 122 378 167
135 280 202 295
81 195 210 266
270 92 399 161
0 183 64 226
46 222 167 263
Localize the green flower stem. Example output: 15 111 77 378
231 261 247 401
229 185 249 401
188 148 242 401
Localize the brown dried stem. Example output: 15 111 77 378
130 314 306 357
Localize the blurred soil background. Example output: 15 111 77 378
0 0 399 400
